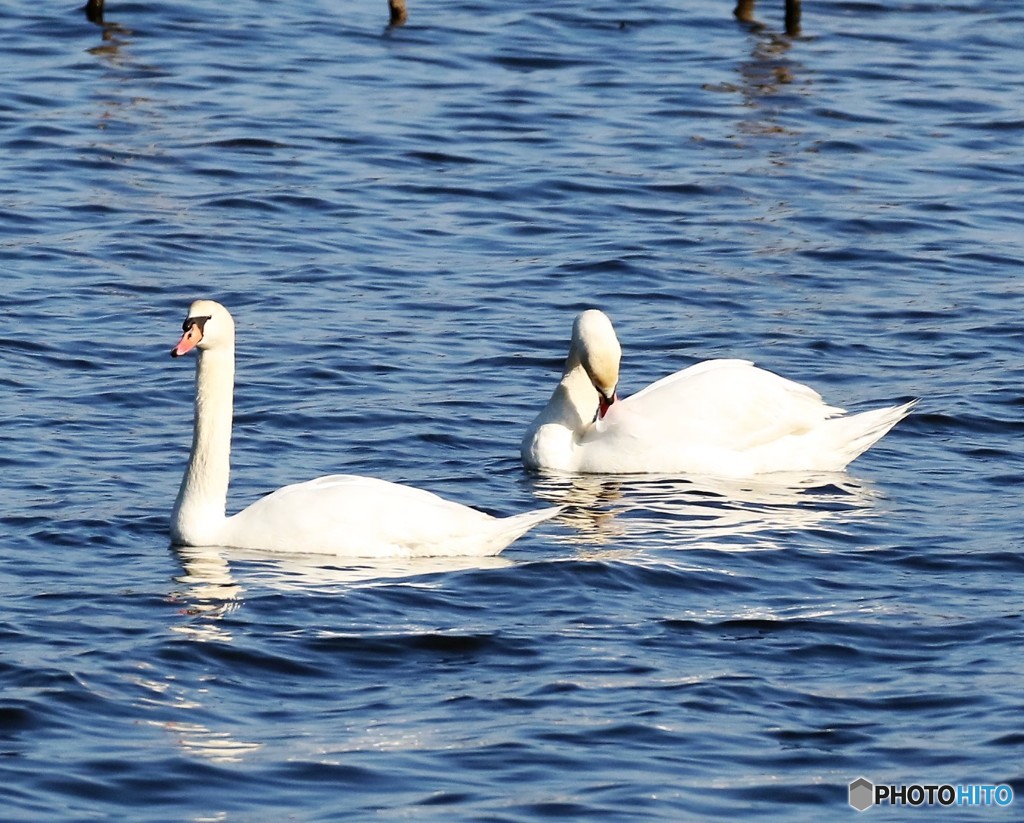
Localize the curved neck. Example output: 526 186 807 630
537 353 599 433
558 357 599 430
171 346 234 545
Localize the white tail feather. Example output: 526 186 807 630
821 399 917 469
462 506 563 556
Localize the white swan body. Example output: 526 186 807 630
170 300 559 557
522 310 915 477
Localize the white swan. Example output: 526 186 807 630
170 300 559 557
522 309 915 477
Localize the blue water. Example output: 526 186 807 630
2 0 1022 820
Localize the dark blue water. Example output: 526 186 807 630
2 0 1022 820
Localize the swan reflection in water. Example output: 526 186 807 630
527 470 882 551
170 544 511 638
144 718 264 765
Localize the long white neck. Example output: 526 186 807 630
171 344 234 545
521 353 599 470
549 354 599 431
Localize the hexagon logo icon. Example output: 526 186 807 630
849 777 874 812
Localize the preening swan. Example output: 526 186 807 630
170 300 559 557
522 310 915 477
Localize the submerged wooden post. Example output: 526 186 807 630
733 0 802 35
784 0 801 36
84 0 104 24
388 0 408 26
734 0 755 24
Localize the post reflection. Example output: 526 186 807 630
85 4 134 67
734 29 804 140
703 6 807 145
527 470 881 550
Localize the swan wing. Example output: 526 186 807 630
223 475 559 557
616 359 845 451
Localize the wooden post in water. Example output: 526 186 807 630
784 0 801 35
734 0 756 23
388 0 408 26
734 0 802 36
84 0 104 24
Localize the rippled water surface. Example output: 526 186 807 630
2 0 1023 820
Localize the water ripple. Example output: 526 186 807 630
1 0 1022 819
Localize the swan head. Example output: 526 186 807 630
170 300 235 358
571 309 620 418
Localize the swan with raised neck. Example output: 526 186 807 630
170 300 560 556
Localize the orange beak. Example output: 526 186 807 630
597 392 617 420
171 324 203 358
